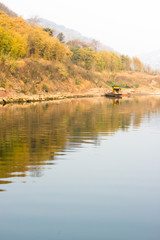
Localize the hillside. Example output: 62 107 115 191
1 57 160 104
27 17 114 52
0 6 160 104
0 2 17 18
0 1 114 53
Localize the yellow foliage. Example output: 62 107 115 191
55 62 69 79
110 52 121 72
94 52 105 72
0 11 145 74
132 57 143 72
0 11 72 61
99 51 111 71
0 27 27 58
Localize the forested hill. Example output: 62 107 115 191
0 6 159 99
0 0 114 53
0 2 155 75
0 9 154 74
27 17 114 53
0 2 17 18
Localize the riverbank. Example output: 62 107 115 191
0 87 106 104
1 58 160 104
1 86 160 104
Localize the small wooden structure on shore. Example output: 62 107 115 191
105 86 122 98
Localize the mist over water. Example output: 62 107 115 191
0 96 160 240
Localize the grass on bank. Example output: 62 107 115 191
1 56 160 96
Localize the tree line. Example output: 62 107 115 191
0 10 157 75
68 40 150 73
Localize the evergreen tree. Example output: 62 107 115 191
57 32 65 43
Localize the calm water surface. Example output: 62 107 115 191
0 96 160 240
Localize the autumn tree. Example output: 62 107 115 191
94 52 105 72
0 27 26 58
110 52 121 72
132 57 143 72
78 48 95 70
99 51 111 71
120 55 131 71
70 47 81 64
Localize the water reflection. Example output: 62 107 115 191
0 96 160 191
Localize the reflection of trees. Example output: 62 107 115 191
0 96 160 183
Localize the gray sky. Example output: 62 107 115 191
1 0 160 56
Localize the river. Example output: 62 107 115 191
0 96 160 240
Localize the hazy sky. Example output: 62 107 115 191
1 0 160 56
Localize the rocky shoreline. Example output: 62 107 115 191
1 87 160 105
0 91 105 105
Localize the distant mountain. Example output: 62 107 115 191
27 17 114 52
0 2 18 18
0 2 115 53
138 50 160 70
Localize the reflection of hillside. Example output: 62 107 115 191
0 96 160 186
